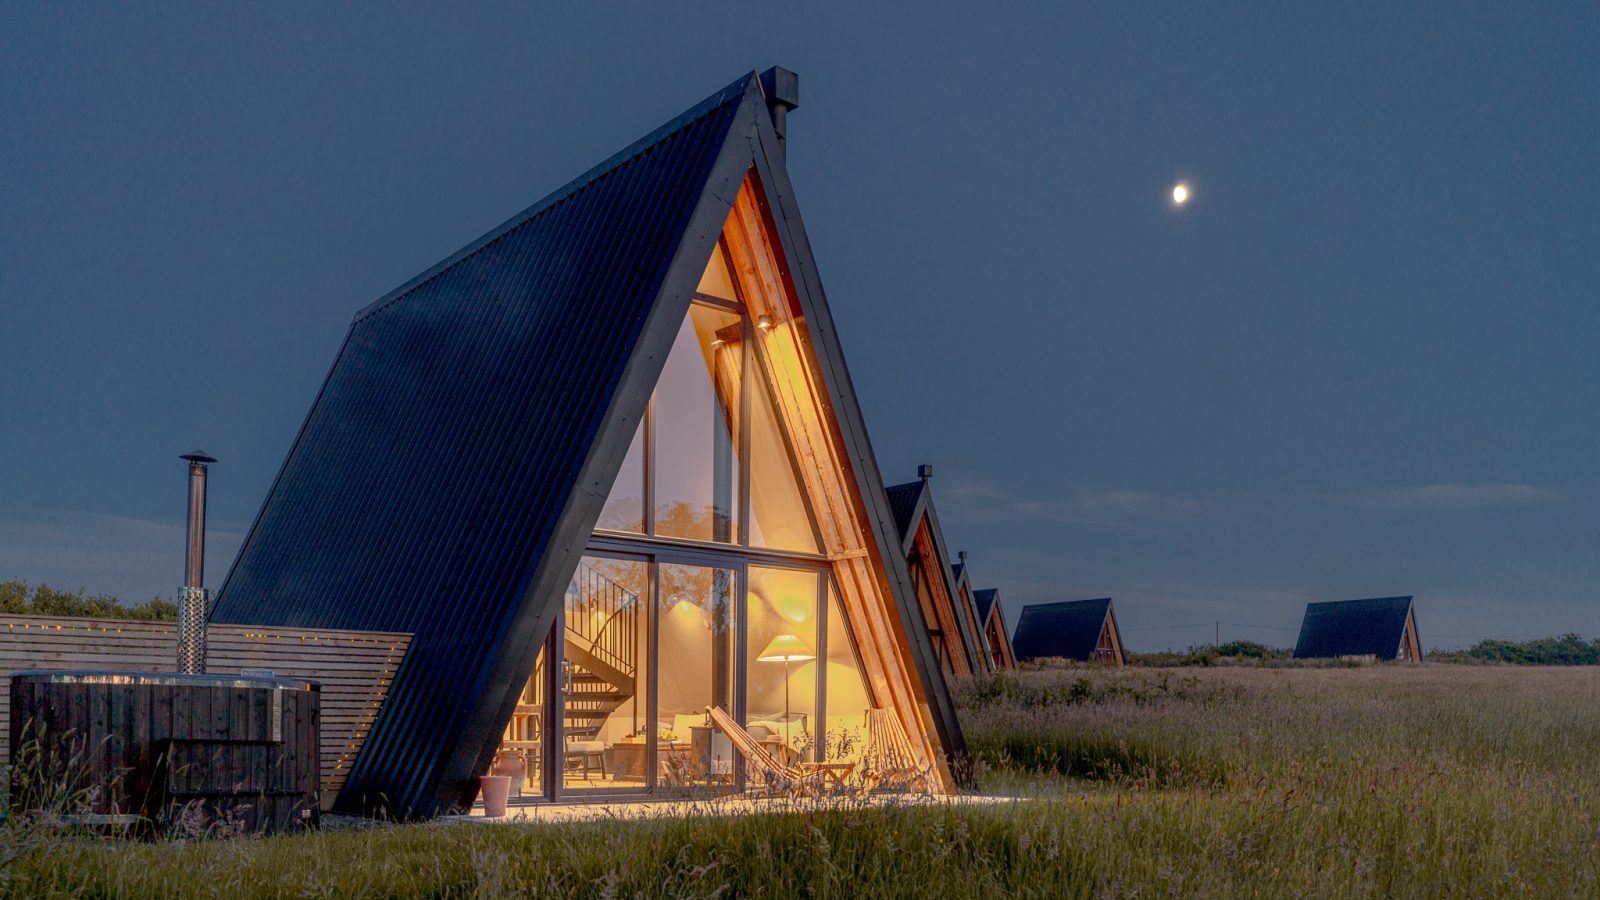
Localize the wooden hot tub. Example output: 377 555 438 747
8 671 320 834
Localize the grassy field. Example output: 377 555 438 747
4 664 1598 897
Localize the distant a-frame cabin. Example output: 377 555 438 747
1293 596 1422 661
970 587 1017 670
211 68 963 816
885 466 988 679
1012 598 1126 666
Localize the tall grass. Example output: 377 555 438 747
4 665 1598 896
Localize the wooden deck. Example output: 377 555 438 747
446 792 1022 824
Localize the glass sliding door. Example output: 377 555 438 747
655 561 736 791
561 555 649 795
548 553 742 798
745 565 822 765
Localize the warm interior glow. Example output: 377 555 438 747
696 242 738 300
504 172 951 796
756 633 816 662
652 305 740 543
721 172 946 784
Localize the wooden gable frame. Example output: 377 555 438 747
976 589 1017 671
1399 606 1422 662
949 566 994 674
1095 605 1127 666
720 164 963 785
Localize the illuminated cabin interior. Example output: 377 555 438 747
492 187 926 799
212 68 964 815
971 588 1017 671
1293 596 1422 662
885 468 987 679
1011 598 1126 666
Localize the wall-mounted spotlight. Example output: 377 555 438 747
757 314 774 332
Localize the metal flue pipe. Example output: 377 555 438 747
177 450 216 674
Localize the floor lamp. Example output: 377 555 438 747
757 634 815 756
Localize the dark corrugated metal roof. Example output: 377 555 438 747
885 479 926 541
1293 596 1416 659
1012 598 1115 662
973 588 996 623
211 74 752 817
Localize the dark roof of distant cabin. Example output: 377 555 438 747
1012 598 1113 661
950 561 966 585
885 479 927 541
1293 596 1416 659
973 588 997 622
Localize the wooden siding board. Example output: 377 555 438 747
0 615 410 810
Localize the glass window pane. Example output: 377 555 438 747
596 420 644 533
696 242 738 301
563 556 649 792
495 641 545 798
746 566 819 764
657 563 735 789
747 362 821 553
823 581 872 765
654 304 741 543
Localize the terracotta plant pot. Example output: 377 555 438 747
479 775 512 817
491 751 526 798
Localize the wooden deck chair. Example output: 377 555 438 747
861 707 932 793
705 707 827 796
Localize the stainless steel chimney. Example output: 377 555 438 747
178 451 216 674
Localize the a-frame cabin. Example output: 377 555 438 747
1293 596 1422 661
971 588 1017 671
211 68 964 816
885 466 987 679
950 554 1002 673
1012 598 1126 666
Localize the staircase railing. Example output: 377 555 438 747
567 562 641 679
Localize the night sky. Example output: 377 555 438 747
3 4 1596 650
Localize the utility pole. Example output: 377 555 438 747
1215 621 1220 648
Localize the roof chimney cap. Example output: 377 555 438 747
959 550 968 563
759 67 799 112
758 67 799 148
180 450 217 464
917 464 934 481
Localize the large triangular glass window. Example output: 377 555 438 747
596 237 821 553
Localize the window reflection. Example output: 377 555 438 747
824 582 872 765
596 420 645 533
748 362 820 552
657 563 734 787
746 566 819 763
654 305 741 543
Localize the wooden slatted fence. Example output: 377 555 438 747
0 614 411 809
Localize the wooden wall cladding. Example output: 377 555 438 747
0 615 411 809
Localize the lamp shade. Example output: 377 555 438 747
757 633 815 662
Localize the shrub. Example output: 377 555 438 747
0 579 176 621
